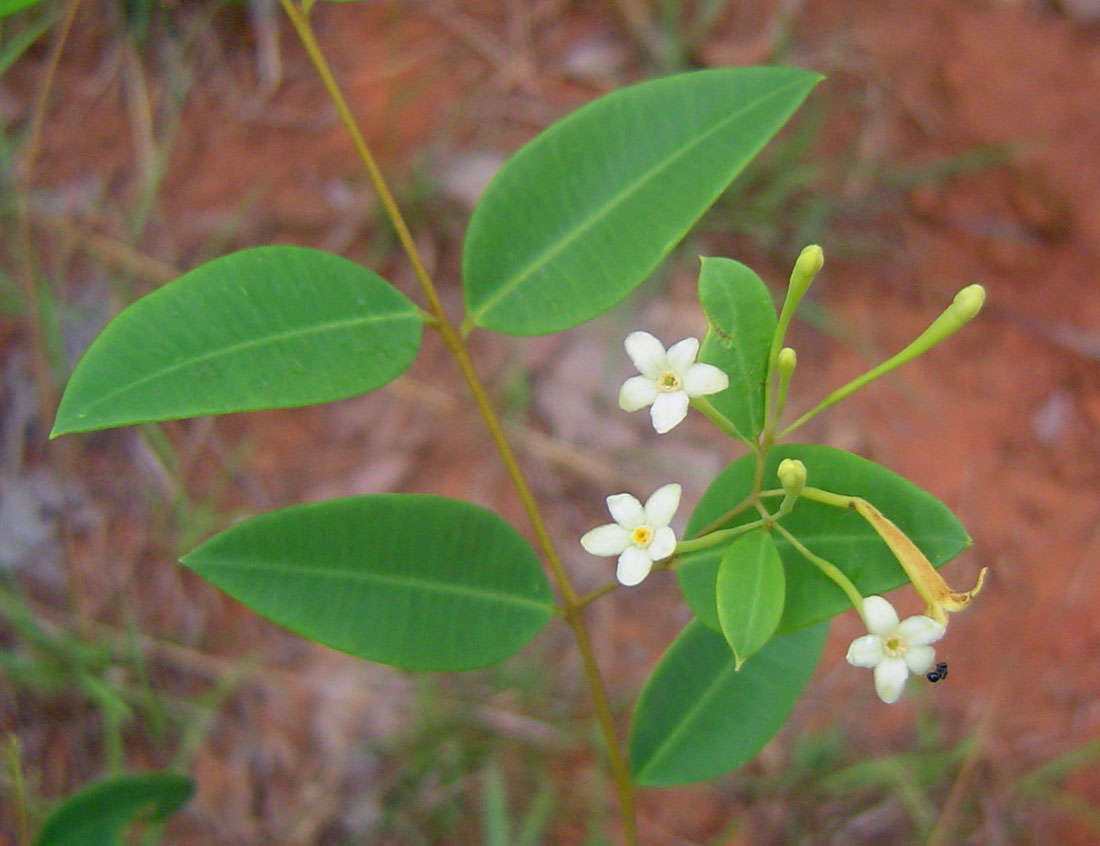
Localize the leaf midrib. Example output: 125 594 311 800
636 633 745 779
187 556 553 614
705 279 774 436
72 308 419 417
469 76 811 323
638 629 816 780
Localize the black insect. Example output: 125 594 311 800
926 661 949 683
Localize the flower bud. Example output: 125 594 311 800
777 458 807 498
787 245 824 307
793 244 824 280
778 347 797 378
951 284 986 322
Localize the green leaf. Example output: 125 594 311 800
35 772 194 846
181 494 555 672
52 246 424 436
629 621 826 786
679 445 971 633
697 257 777 439
463 67 821 335
716 528 785 669
0 0 45 18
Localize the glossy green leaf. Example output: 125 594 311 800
679 445 971 633
630 621 826 786
0 0 44 18
182 495 555 671
716 528 785 669
52 246 423 436
463 67 821 335
36 772 194 846
697 257 777 438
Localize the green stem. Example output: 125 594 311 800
770 493 798 521
277 5 637 840
4 736 28 846
778 285 985 439
762 247 821 442
772 523 864 616
675 519 765 555
798 486 852 509
690 395 756 450
576 581 619 610
688 492 757 539
576 556 682 610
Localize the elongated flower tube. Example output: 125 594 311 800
780 284 987 438
799 486 988 625
580 483 681 586
849 497 987 625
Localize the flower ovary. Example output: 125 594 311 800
657 371 681 391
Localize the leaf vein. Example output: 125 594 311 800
470 77 811 323
77 309 419 416
191 557 552 613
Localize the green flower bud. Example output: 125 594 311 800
778 283 989 439
793 244 824 282
951 283 986 322
786 245 824 308
777 458 807 498
778 347 797 377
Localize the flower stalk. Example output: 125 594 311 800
762 245 823 443
772 523 865 614
779 284 986 439
673 519 766 556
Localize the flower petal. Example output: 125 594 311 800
683 362 730 397
580 524 631 557
617 546 653 586
905 645 936 675
618 375 659 412
643 483 681 529
897 615 946 647
862 596 900 637
873 657 910 704
665 337 700 375
846 634 885 668
624 331 667 379
606 493 645 529
647 526 677 561
650 390 690 434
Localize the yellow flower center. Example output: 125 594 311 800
632 526 653 546
657 371 681 392
884 636 905 657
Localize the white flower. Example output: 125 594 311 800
580 483 681 586
846 596 946 704
618 332 729 434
